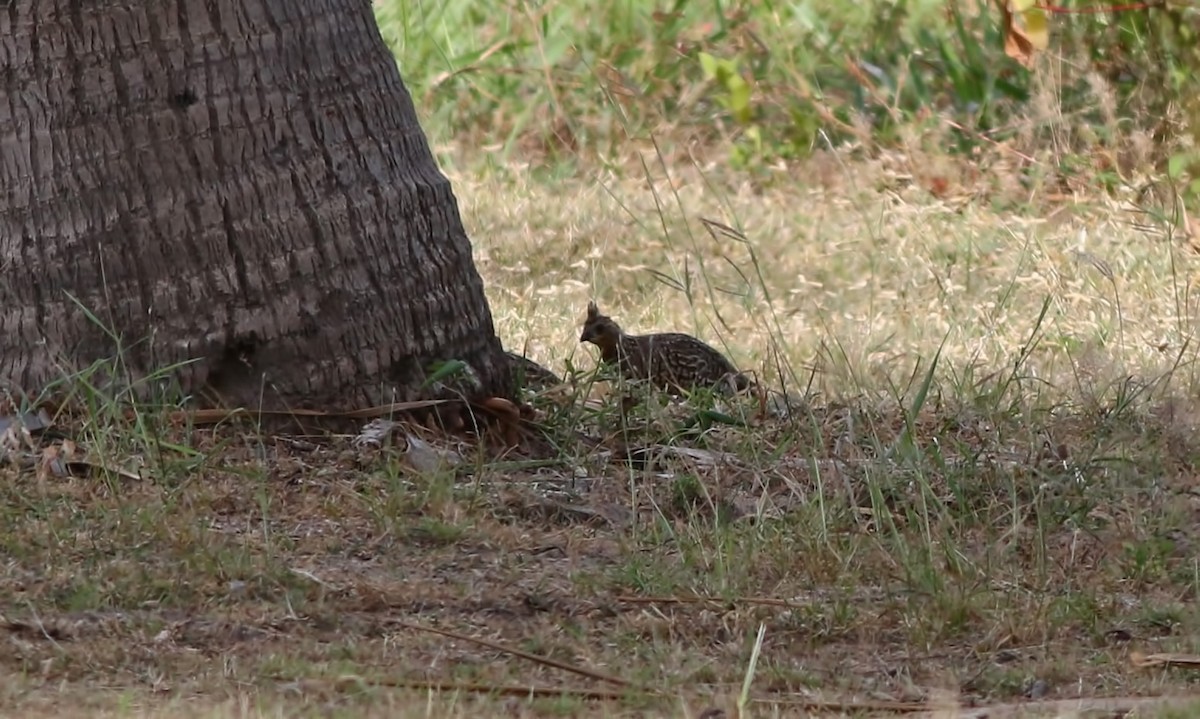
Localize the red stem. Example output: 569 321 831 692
1034 2 1158 12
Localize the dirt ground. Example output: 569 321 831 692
5 381 1200 718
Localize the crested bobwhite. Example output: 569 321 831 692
579 301 751 393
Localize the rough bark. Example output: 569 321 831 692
0 0 509 409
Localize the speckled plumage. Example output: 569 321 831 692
579 301 750 393
506 351 562 392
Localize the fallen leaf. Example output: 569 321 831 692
66 459 144 481
38 445 64 481
0 407 53 436
996 0 1048 69
481 396 521 446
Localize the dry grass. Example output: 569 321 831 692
468 154 1200 400
6 151 1200 718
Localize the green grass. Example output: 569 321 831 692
373 0 1189 192
374 0 1013 168
7 1 1200 717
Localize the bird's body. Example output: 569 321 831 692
579 301 751 393
506 351 562 392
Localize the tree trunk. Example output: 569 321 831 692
0 0 510 410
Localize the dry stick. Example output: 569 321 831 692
373 678 633 700
309 623 946 714
941 118 1039 166
279 676 634 701
177 399 454 425
1131 651 1200 668
293 675 937 714
614 594 804 610
389 620 633 689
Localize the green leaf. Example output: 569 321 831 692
744 124 763 153
1022 6 1050 50
909 338 944 421
423 359 469 389
728 76 752 123
1168 152 1189 179
699 51 718 80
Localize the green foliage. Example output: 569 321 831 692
376 0 1200 199
1157 7 1200 201
699 52 752 125
698 50 764 167
837 1 1032 152
374 0 1000 166
1052 3 1200 197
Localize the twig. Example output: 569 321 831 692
273 675 638 701
170 399 453 425
1035 2 1156 14
388 619 633 688
22 601 67 654
614 593 805 610
941 118 1039 166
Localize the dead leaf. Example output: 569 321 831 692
37 445 64 481
996 0 1048 69
926 175 951 198
65 459 144 481
481 396 521 446
0 407 53 436
481 396 519 420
